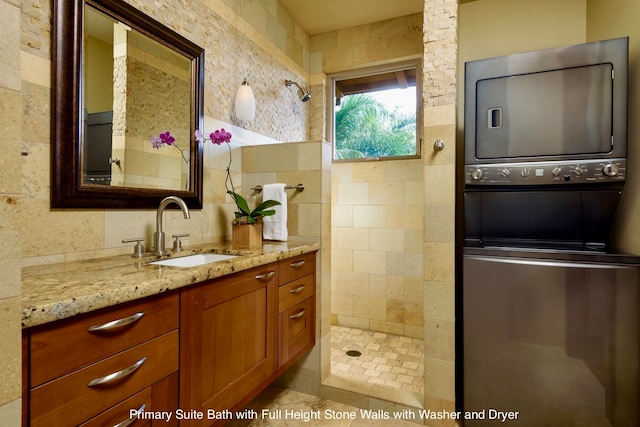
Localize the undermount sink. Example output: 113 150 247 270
150 253 239 268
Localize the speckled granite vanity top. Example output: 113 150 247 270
22 241 320 328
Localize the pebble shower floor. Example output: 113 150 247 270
330 326 424 396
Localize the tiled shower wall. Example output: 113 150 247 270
312 13 425 339
331 161 425 339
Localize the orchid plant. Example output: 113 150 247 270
194 128 280 224
150 131 190 164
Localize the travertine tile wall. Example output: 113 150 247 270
422 0 458 424
0 0 23 423
310 13 425 338
331 161 425 338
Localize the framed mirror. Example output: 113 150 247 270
52 0 204 209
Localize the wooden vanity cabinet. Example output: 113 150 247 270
24 292 180 427
180 263 279 423
277 252 316 368
180 252 317 426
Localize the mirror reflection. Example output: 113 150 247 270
83 4 192 191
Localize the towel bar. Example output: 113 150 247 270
251 184 304 192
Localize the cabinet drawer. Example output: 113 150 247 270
29 292 178 387
279 252 316 285
79 372 178 427
278 298 315 368
30 330 179 427
278 274 314 313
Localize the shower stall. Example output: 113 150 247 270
329 160 426 399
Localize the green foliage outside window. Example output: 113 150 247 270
334 93 416 160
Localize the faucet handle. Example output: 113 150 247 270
122 237 145 258
172 234 190 252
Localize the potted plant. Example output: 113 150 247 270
194 129 282 248
228 191 281 249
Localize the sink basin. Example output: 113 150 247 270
150 253 239 268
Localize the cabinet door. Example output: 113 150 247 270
180 264 278 423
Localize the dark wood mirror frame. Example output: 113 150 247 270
52 0 204 209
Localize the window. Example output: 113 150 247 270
330 61 421 161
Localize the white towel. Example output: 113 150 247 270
262 183 288 241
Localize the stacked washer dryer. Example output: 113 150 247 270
461 37 639 426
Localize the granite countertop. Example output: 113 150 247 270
22 241 320 329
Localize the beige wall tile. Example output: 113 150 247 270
337 271 370 296
0 198 20 300
333 205 353 227
353 205 386 228
424 202 455 243
332 291 354 316
423 164 455 204
423 242 455 282
423 358 455 402
370 228 404 253
0 1 20 91
19 200 105 258
424 280 455 322
386 205 423 230
369 319 405 336
336 227 370 250
352 162 386 183
0 297 21 404
0 89 21 195
0 399 20 427
387 252 423 278
336 182 370 205
370 182 405 206
297 203 322 237
353 250 386 275
331 248 353 272
423 319 454 360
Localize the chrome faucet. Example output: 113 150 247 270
154 196 190 256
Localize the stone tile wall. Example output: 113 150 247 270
0 0 23 424
310 13 425 339
422 1 458 424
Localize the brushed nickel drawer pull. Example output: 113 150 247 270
290 260 305 268
289 309 306 320
88 357 147 387
289 285 306 294
88 312 145 333
255 271 276 280
114 403 146 427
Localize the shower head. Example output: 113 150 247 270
285 79 311 102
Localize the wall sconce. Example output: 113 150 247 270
285 79 311 102
235 0 255 121
235 78 255 121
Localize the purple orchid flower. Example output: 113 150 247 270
159 131 175 145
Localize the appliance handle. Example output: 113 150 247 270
465 255 635 270
487 107 502 128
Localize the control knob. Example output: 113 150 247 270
573 166 584 176
470 168 484 181
602 163 620 177
521 168 530 178
552 167 562 177
499 168 510 178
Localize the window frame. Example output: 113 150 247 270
328 59 423 163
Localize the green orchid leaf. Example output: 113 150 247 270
228 191 251 216
253 199 281 213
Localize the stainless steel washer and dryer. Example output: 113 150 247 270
461 37 639 426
